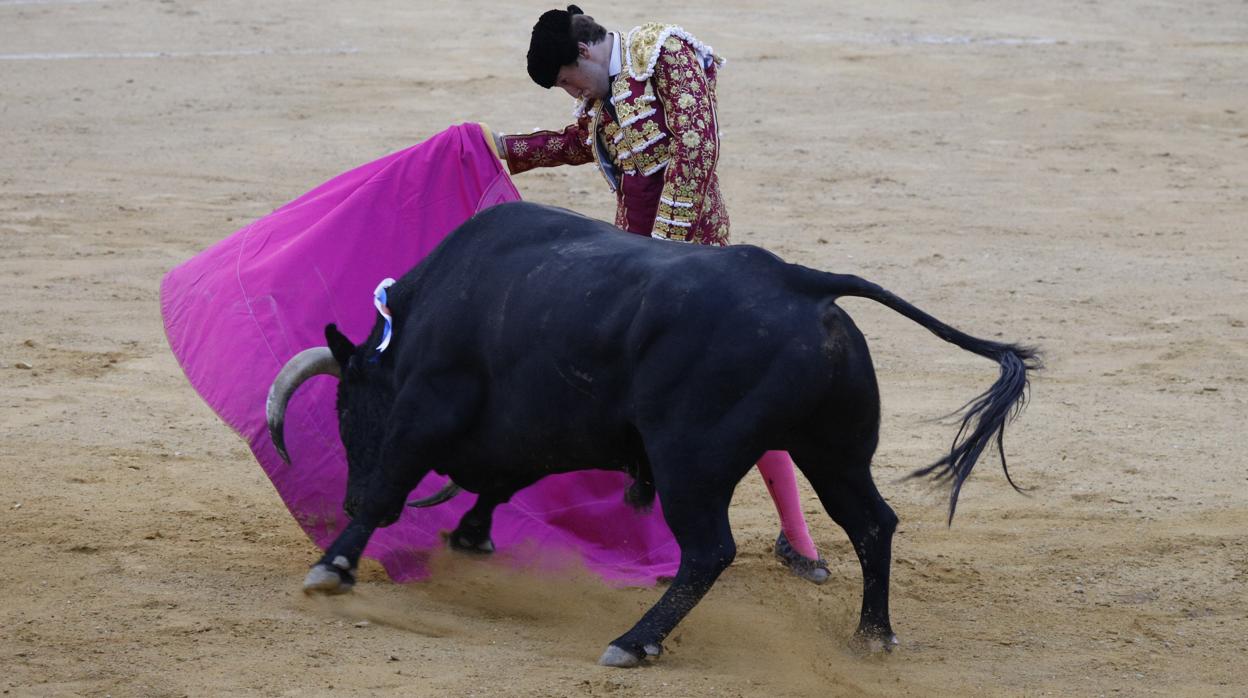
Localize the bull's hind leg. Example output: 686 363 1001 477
791 445 899 652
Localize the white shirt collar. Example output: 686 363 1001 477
608 31 622 79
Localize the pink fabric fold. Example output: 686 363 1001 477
160 123 678 585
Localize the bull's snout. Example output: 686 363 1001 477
341 496 401 527
342 495 361 520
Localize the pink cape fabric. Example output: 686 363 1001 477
160 123 679 585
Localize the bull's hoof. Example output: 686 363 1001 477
597 644 644 668
444 530 496 555
302 561 355 595
774 532 831 585
849 628 899 655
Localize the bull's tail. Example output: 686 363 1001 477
800 268 1042 524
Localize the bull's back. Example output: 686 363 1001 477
387 202 842 454
396 202 711 345
412 202 650 286
403 202 834 372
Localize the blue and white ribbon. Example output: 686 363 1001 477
373 278 397 353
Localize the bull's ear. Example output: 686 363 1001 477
325 323 356 366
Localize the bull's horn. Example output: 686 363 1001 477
266 347 341 464
407 482 463 508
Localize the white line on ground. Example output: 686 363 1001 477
807 33 1061 46
0 47 361 61
0 0 105 6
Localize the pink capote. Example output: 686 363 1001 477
160 123 679 585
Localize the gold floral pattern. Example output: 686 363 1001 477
501 122 593 175
648 32 725 244
501 24 729 247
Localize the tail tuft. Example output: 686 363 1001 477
796 268 1041 524
908 344 1041 524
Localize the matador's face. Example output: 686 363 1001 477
554 44 610 101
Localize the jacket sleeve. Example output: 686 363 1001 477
499 118 595 175
649 39 720 242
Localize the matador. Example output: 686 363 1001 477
497 6 729 246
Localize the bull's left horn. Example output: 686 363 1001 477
406 482 463 508
266 347 341 464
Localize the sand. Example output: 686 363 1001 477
2 0 1245 695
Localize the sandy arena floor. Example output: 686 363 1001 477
2 1 1245 695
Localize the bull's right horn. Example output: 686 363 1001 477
266 347 341 465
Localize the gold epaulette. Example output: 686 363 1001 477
624 23 720 81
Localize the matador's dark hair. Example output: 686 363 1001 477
526 5 607 88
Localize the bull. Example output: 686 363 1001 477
266 201 1039 667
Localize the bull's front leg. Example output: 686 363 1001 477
304 462 431 595
446 492 502 554
446 477 541 555
303 519 376 594
598 485 737 667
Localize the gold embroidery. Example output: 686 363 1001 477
591 24 729 244
626 23 668 78
626 24 720 78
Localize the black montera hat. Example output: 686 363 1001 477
526 5 585 89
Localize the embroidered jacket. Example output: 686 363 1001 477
501 24 729 246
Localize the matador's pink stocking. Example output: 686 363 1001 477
756 450 819 559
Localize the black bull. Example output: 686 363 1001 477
266 201 1039 666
